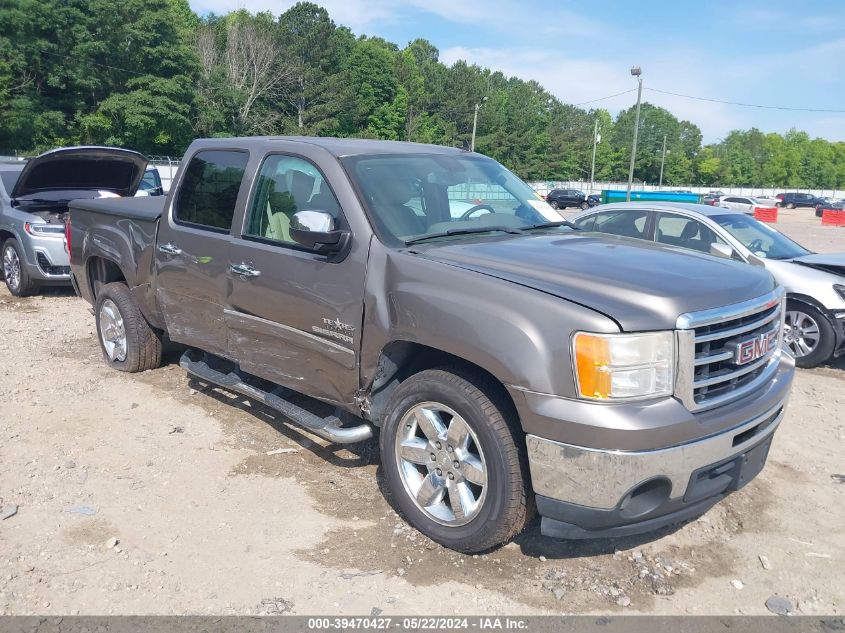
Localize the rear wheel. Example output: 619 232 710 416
549 200 560 210
786 202 796 209
380 367 532 553
784 300 835 368
95 282 163 372
579 201 589 210
2 239 36 297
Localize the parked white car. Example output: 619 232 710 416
717 195 762 214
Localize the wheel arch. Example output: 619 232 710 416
365 340 518 429
786 292 835 320
86 255 127 300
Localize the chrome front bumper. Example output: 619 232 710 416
527 398 786 511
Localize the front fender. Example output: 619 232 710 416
360 241 619 399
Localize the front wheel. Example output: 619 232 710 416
95 282 163 372
2 239 37 297
380 367 532 553
784 300 835 368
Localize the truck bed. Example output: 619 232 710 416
68 195 164 327
69 196 165 221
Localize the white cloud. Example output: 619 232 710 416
440 45 746 142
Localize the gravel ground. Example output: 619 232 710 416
0 208 843 616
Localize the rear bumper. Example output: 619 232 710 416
526 399 785 539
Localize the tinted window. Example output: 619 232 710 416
174 150 248 231
592 210 648 239
245 155 342 245
655 213 726 254
572 214 597 230
0 169 21 195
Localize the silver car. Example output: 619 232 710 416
571 202 845 368
1 146 147 296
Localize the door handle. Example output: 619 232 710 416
229 263 262 278
158 243 182 256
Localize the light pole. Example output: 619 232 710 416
625 66 643 201
589 118 600 194
471 97 487 152
659 134 667 187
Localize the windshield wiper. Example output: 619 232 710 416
404 225 524 245
523 220 581 231
11 197 69 207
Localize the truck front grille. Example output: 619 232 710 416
676 288 785 412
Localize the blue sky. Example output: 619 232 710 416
188 0 845 144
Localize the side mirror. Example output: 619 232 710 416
709 242 734 259
289 210 350 254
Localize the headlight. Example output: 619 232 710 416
572 331 675 400
835 284 845 302
24 222 65 236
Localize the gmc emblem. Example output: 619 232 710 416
733 329 778 365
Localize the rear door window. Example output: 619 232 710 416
592 210 649 239
174 150 249 232
572 214 597 230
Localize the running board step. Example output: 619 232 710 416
179 350 374 444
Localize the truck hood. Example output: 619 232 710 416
12 146 148 198
790 252 845 278
416 233 777 331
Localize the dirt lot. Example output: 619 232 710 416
1 208 844 616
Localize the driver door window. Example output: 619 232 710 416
655 213 727 254
244 155 342 245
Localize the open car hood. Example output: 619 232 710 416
12 146 148 198
791 252 845 277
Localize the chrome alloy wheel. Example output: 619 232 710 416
394 402 488 526
784 309 821 357
3 245 21 291
99 299 128 362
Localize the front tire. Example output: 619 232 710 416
380 367 532 553
95 282 163 372
579 201 589 210
2 239 37 297
784 300 835 368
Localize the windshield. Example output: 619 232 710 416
713 213 810 260
344 153 563 246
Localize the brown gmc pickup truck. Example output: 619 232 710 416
68 137 794 553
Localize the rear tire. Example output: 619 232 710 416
579 201 589 210
786 203 796 209
784 300 835 368
549 200 560 210
2 239 37 297
380 367 533 553
95 282 162 372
